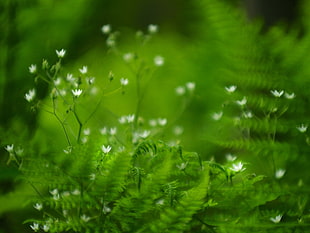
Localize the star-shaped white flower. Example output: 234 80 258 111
120 78 129 86
126 114 135 123
123 53 134 62
212 112 223 121
226 153 237 161
25 89 36 102
110 127 117 135
230 162 246 172
275 169 286 179
296 124 307 133
56 49 66 58
175 86 186 96
30 222 39 231
158 118 167 126
5 144 14 153
79 66 88 74
271 90 284 98
81 214 91 222
102 145 112 154
148 24 158 34
236 97 247 106
42 224 50 232
186 82 196 91
101 24 111 34
270 215 282 223
284 92 295 99
29 64 37 74
33 203 43 211
154 55 164 66
225 85 237 93
72 89 83 97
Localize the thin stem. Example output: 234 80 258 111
72 102 83 143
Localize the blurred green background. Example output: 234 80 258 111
0 0 304 232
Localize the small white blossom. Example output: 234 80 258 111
148 24 158 34
270 215 282 223
173 126 184 135
72 89 83 97
284 92 295 99
15 147 24 156
25 89 36 102
186 82 195 91
225 85 237 93
54 78 61 86
243 111 253 118
275 169 286 179
127 114 135 123
81 137 88 144
271 90 284 98
212 112 223 121
102 145 112 154
86 77 95 85
230 162 246 172
296 124 308 133
154 55 164 66
30 222 39 232
50 189 58 196
176 162 188 170
101 24 111 34
63 146 72 154
72 189 80 195
100 127 107 135
83 128 90 135
53 193 60 201
226 153 237 161
33 203 43 211
81 214 91 222
156 199 165 205
103 205 111 214
5 144 14 153
66 73 75 82
56 49 66 58
79 66 88 74
62 191 70 197
158 118 167 126
236 97 247 106
120 78 129 86
123 53 134 62
29 64 37 74
149 119 157 127
140 130 151 138
89 173 96 180
175 86 186 96
42 224 50 232
119 116 127 124
110 127 117 135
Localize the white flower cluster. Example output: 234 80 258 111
175 82 196 96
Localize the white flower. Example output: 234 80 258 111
173 126 184 136
86 77 95 85
72 89 83 97
226 153 237 161
127 114 135 123
54 78 61 86
50 189 59 196
42 224 50 232
243 111 253 118
230 162 246 172
15 147 24 156
120 78 129 86
66 73 75 82
79 66 88 74
53 193 60 200
284 92 295 99
154 55 164 66
123 53 134 62
102 145 112 154
103 204 111 214
33 203 43 211
62 191 70 197
175 86 186 96
5 144 14 153
212 112 223 121
110 127 117 135
99 127 107 135
148 24 158 34
56 49 66 58
176 162 188 170
30 222 39 231
225 85 237 93
158 118 167 126
270 215 282 223
25 89 36 102
83 128 90 135
63 146 72 154
149 119 157 127
81 137 88 144
271 90 284 97
29 64 37 74
81 214 90 222
71 189 80 195
89 173 96 180
296 124 308 133
140 130 151 138
275 169 286 179
236 97 247 106
119 116 127 124
101 24 111 34
186 82 195 91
